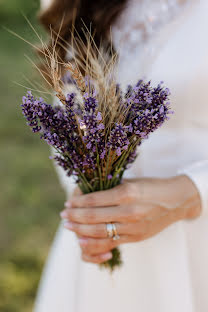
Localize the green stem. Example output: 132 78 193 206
104 149 112 185
96 146 103 191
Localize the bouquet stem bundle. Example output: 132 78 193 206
20 33 173 271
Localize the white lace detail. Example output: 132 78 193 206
113 0 189 78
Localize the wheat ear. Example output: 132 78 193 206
64 63 86 93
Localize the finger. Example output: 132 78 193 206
78 236 129 254
81 251 113 264
64 221 132 238
62 206 134 224
66 184 126 208
72 186 83 197
61 202 160 224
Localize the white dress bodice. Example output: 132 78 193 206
34 1 208 311
112 0 208 215
113 0 190 84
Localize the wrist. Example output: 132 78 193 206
173 175 202 220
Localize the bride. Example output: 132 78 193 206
34 0 208 311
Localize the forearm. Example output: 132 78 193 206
172 175 202 220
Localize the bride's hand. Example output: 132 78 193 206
61 176 201 264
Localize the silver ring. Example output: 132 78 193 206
111 223 120 241
106 223 114 238
106 223 120 240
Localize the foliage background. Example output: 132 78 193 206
0 1 64 311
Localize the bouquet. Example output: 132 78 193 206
20 38 172 271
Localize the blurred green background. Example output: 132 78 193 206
0 1 64 311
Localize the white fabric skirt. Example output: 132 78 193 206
34 215 208 312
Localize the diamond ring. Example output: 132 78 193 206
106 223 120 240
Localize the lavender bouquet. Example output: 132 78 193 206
20 41 172 271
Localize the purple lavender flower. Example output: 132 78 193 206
79 94 105 162
21 77 172 192
108 123 130 156
53 155 74 177
124 80 172 139
100 149 106 159
21 91 88 176
124 148 138 169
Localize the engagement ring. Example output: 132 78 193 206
106 223 120 240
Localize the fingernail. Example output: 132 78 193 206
78 238 88 246
101 252 112 261
64 221 73 230
64 201 72 208
60 210 68 219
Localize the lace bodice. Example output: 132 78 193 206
114 0 187 45
112 0 191 83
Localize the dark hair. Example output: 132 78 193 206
39 0 128 65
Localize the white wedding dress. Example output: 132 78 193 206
34 0 208 311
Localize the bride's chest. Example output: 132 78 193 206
112 0 208 127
